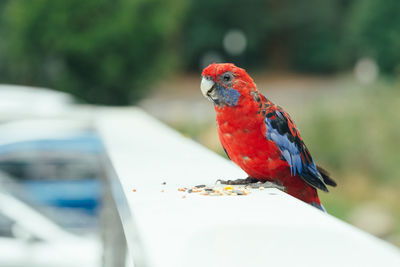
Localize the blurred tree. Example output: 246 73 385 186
0 0 185 104
182 0 351 73
182 0 270 70
344 0 400 75
270 0 351 73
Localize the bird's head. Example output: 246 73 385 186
201 63 255 107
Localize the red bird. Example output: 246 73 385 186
201 63 336 211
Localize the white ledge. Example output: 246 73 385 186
96 107 400 267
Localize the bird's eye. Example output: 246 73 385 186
222 73 232 82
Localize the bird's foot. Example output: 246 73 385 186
216 178 287 192
247 181 287 192
216 177 259 185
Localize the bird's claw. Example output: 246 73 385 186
216 177 259 185
216 178 287 192
248 181 287 192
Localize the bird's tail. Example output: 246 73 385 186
317 165 337 187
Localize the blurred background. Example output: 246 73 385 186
0 0 399 265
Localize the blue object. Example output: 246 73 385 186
22 179 102 212
0 133 103 155
0 132 105 212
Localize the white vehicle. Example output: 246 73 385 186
0 190 101 267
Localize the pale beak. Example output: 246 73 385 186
201 77 215 98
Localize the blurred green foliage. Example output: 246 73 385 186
344 0 400 75
281 0 350 72
0 0 399 104
183 0 400 75
0 0 185 104
302 82 400 184
182 0 351 72
181 0 270 69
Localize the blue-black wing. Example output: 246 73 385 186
264 107 329 192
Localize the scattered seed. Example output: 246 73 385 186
244 189 251 195
224 185 234 191
192 188 203 192
180 184 256 197
232 190 244 195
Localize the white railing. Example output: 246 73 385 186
96 107 400 267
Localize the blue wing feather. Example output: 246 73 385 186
265 108 328 192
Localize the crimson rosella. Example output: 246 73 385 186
201 63 336 211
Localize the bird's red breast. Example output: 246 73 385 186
215 87 320 204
